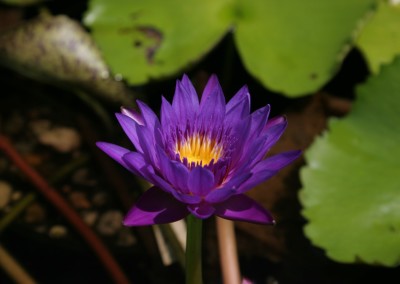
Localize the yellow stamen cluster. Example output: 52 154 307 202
176 133 223 166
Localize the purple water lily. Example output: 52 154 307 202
97 75 300 226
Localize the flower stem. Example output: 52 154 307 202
216 217 241 284
185 215 203 284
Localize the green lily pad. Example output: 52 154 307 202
84 0 375 96
84 0 232 84
356 1 400 74
300 57 400 266
233 0 375 96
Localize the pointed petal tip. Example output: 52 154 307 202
263 149 303 170
215 194 275 225
115 112 133 125
172 74 200 122
209 73 219 81
204 73 220 87
205 74 221 92
265 115 287 131
95 142 132 171
199 74 225 122
96 141 118 156
283 149 303 161
181 73 190 81
122 216 151 227
95 141 106 148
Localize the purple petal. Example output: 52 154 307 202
96 142 131 170
172 75 199 123
262 116 287 150
201 74 220 103
121 107 144 125
174 192 202 204
123 186 189 226
116 113 143 152
132 125 159 167
181 74 199 108
231 117 287 173
188 166 215 196
228 116 251 164
136 100 160 130
212 161 228 186
148 173 202 205
258 150 302 171
264 115 286 130
156 146 190 194
161 96 178 132
205 188 235 204
238 150 302 193
137 100 163 148
122 151 152 180
226 85 250 115
215 194 275 224
188 202 216 219
230 133 268 173
236 169 275 194
205 173 252 203
198 75 225 126
225 85 251 128
248 105 270 141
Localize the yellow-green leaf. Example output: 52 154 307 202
84 0 376 97
357 1 400 73
300 57 400 266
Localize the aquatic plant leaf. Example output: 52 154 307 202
84 0 375 97
234 0 375 96
0 14 134 105
84 0 231 85
300 57 400 266
356 1 400 73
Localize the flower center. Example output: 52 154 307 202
176 133 223 166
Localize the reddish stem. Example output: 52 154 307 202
0 135 131 284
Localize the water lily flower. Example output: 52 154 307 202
97 75 300 226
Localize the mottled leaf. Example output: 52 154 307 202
356 0 400 73
0 13 134 105
84 0 375 96
300 57 400 266
84 0 231 85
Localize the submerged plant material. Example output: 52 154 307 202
97 75 300 226
0 13 134 105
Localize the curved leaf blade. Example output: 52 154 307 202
300 57 400 266
234 0 376 96
84 0 232 85
357 1 400 73
85 0 375 97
